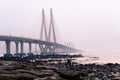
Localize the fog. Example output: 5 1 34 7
0 0 120 57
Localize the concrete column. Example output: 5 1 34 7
5 40 11 54
29 43 32 53
20 42 24 53
15 42 19 53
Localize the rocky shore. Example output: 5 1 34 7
0 61 65 80
68 63 120 80
0 60 120 80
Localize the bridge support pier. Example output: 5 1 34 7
4 40 13 58
19 42 26 57
6 40 11 54
29 43 32 53
15 42 19 53
20 42 24 53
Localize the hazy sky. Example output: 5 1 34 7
0 0 120 57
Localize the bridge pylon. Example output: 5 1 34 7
40 9 48 41
39 9 58 54
48 8 57 43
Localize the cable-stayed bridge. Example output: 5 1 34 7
1 9 80 58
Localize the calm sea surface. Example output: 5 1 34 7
75 55 120 64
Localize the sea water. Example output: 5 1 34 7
75 55 120 64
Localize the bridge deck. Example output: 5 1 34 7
0 35 78 52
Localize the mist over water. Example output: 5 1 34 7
0 0 120 64
75 53 120 64
0 40 120 64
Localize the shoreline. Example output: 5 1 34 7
0 60 120 80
